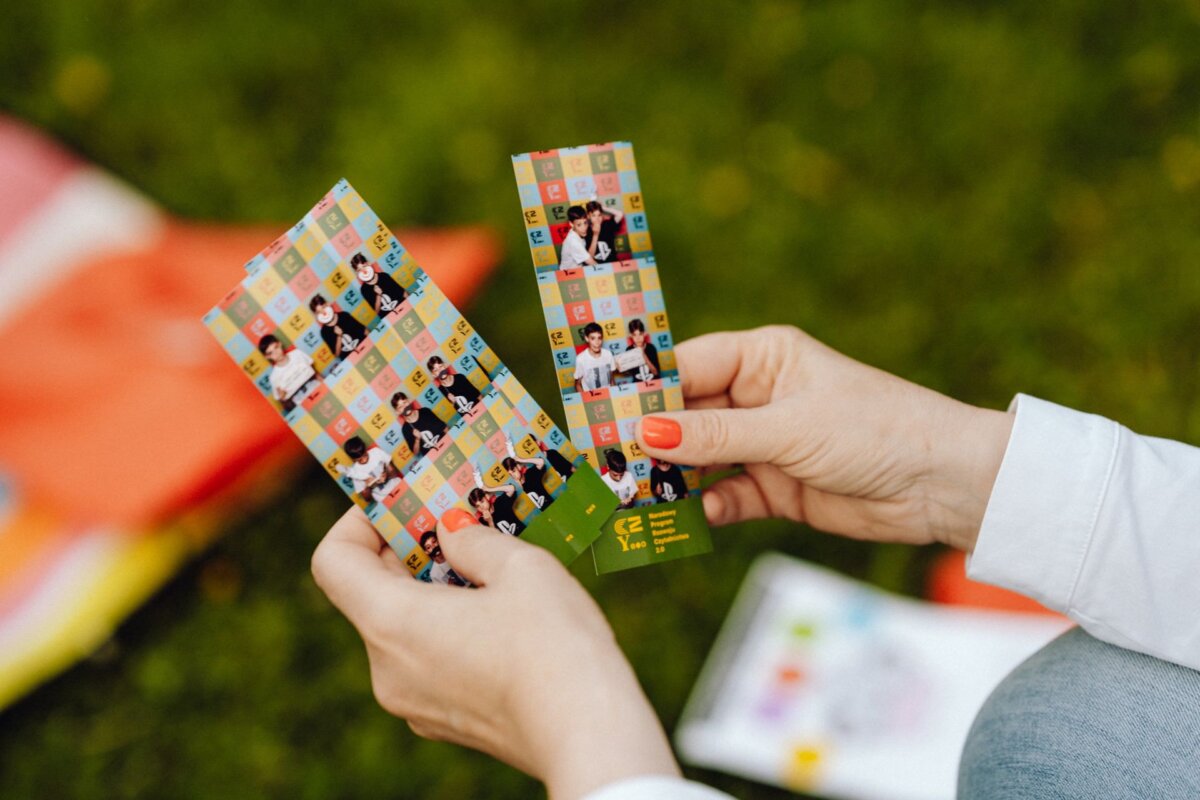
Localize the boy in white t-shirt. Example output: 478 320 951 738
558 205 596 269
600 449 638 509
419 530 466 586
573 322 617 392
340 436 401 505
258 334 318 410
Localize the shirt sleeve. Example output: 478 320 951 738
581 775 734 800
968 393 1200 670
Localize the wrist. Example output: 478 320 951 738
926 402 1014 553
528 638 679 799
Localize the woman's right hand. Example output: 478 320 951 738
635 326 1014 553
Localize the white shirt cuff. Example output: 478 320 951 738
580 775 734 800
967 393 1119 614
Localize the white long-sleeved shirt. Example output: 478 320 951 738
583 393 1200 799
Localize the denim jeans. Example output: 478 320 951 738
958 627 1200 798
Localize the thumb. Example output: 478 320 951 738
637 407 785 467
436 508 540 586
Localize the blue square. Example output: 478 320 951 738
332 180 353 199
566 175 596 201
467 334 486 356
545 304 568 328
655 332 673 351
626 212 648 233
308 432 338 461
570 426 593 449
454 353 477 376
618 171 640 194
339 284 363 309
254 372 272 395
553 348 574 369
243 254 269 276
225 332 254 361
547 427 567 448
265 286 301 323
429 483 458 516
421 385 442 407
380 423 405 453
350 387 382 422
516 393 539 421
643 289 665 312
518 184 542 208
309 248 338 278
427 313 454 341
618 418 638 440
300 327 323 352
632 459 650 480
352 211 379 239
528 227 552 249
382 248 403 271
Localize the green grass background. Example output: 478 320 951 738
3 1 1200 797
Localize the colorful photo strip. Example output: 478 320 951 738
205 181 618 580
513 143 713 573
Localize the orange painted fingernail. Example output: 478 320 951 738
441 508 477 532
641 416 682 449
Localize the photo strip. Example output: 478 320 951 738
205 181 618 579
513 143 713 573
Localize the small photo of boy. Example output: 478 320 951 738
584 200 624 264
600 449 638 509
391 392 448 458
624 318 660 383
419 530 467 586
257 333 318 411
558 205 595 269
574 321 616 392
309 294 367 361
428 355 481 415
339 435 402 505
352 252 406 318
468 485 525 537
650 458 687 504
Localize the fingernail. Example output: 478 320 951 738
641 416 682 449
441 508 477 532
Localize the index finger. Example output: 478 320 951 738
311 506 414 621
675 328 776 405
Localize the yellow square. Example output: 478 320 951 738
294 230 322 260
394 252 420 286
627 439 645 460
561 153 590 178
485 463 508 487
659 351 677 374
402 545 429 576
431 398 456 421
514 494 536 519
445 334 465 359
283 308 312 339
490 399 514 427
544 470 562 494
586 274 615 298
413 469 441 501
565 402 588 431
614 395 640 419
523 206 547 228
628 231 652 253
366 223 391 258
636 478 651 499
539 282 562 308
373 513 401 539
365 407 391 437
579 449 598 470
350 305 374 327
313 345 335 373
241 351 268 379
531 411 554 437
404 369 430 395
515 435 539 458
685 470 701 491
323 451 350 479
532 246 558 268
414 291 440 321
323 265 354 296
392 441 414 465
615 148 637 172
557 366 576 390
547 327 571 351
456 428 482 457
206 314 238 344
648 311 670 333
663 383 684 410
331 370 365 405
290 414 323 444
374 328 404 361
476 347 501 374
601 319 621 340
248 271 283 306
513 159 537 185
340 192 366 220
452 317 473 340
497 376 523 407
623 192 644 213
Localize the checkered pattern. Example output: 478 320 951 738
205 181 581 580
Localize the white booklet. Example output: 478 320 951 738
675 553 1070 800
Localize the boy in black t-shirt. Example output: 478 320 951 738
468 486 525 537
391 391 447 457
626 318 660 383
585 200 625 263
309 294 367 360
650 458 688 504
428 355 481 415
502 436 550 510
351 252 406 319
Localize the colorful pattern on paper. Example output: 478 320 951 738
205 181 598 582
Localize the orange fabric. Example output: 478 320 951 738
926 549 1060 616
0 222 499 528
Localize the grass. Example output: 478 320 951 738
2 1 1199 796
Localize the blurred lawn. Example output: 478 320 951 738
3 1 1200 797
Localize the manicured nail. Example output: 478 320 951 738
641 416 682 449
441 508 477 532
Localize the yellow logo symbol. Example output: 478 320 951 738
614 516 644 536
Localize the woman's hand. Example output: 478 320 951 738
637 326 1013 552
310 508 679 799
